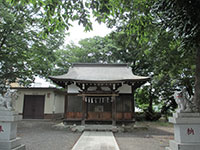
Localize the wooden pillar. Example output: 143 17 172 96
64 85 68 119
86 99 88 119
112 96 116 125
131 85 135 120
82 95 86 125
64 95 68 118
122 95 124 121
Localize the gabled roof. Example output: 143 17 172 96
49 63 150 85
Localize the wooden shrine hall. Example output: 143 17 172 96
49 63 150 125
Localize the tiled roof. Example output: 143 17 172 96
49 63 150 82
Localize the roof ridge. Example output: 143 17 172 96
72 63 128 67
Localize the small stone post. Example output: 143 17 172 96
166 90 200 150
166 113 200 150
0 89 25 150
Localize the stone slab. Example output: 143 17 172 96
84 125 116 131
172 112 200 118
169 117 200 124
0 137 21 150
0 115 22 122
168 140 200 150
12 144 25 150
165 147 171 150
174 124 200 143
72 131 120 150
0 122 17 140
166 113 200 150
0 111 25 150
0 111 18 116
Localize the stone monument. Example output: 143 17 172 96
0 88 25 150
166 89 200 150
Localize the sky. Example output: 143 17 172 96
65 18 113 45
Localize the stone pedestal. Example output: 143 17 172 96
0 110 25 150
166 112 200 150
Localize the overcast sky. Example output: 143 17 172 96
65 18 113 45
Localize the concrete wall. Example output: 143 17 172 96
54 94 65 114
15 90 25 114
44 91 54 114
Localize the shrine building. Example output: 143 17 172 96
49 63 150 125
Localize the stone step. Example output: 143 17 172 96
12 144 25 150
84 125 117 131
70 125 119 132
0 137 21 149
169 140 200 150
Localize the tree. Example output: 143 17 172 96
8 0 93 34
153 0 200 111
9 0 200 111
52 36 118 75
107 28 195 119
0 0 64 92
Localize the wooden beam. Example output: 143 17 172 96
131 81 146 90
76 81 122 84
78 93 119 97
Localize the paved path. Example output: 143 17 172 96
72 131 120 150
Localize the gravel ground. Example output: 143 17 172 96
17 120 174 150
17 120 81 150
115 122 174 150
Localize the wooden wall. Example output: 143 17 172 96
65 94 134 121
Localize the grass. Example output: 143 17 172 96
135 120 173 127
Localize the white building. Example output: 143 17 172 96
14 87 66 119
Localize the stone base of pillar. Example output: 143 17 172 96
166 140 200 150
166 112 200 150
12 144 25 150
0 137 25 150
0 110 25 150
81 120 85 125
112 120 116 126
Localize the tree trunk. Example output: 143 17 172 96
161 98 177 114
148 84 153 113
194 48 200 112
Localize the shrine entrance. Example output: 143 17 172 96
78 91 119 125
86 96 112 121
49 63 150 125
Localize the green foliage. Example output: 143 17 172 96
135 87 149 110
52 36 117 75
152 0 200 110
52 26 195 115
0 0 64 91
8 0 93 35
153 0 200 48
6 0 200 112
